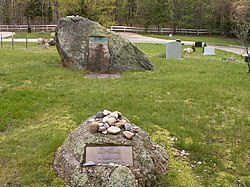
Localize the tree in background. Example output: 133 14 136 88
126 0 137 26
215 0 233 35
231 0 250 73
1 0 12 24
0 0 249 37
114 0 127 25
47 3 53 23
61 0 115 26
152 0 170 32
169 0 184 33
24 0 42 25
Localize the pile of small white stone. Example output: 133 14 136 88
88 110 138 140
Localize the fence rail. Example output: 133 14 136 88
0 25 221 35
110 26 221 35
0 25 57 32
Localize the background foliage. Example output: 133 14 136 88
0 0 249 34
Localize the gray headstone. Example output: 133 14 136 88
203 47 215 55
166 42 182 60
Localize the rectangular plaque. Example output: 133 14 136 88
89 36 108 44
85 146 133 166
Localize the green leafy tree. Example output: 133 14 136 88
232 0 250 73
62 0 115 26
1 0 12 24
114 0 128 25
152 0 170 31
47 5 53 23
24 0 43 25
169 0 184 33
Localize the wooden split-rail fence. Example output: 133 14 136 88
110 26 221 35
0 24 220 35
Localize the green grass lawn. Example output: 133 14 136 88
13 31 53 39
0 44 249 186
143 34 242 46
9 32 241 47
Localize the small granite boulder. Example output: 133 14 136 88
53 110 168 187
56 16 154 73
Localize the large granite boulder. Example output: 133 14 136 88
54 110 168 187
55 16 154 73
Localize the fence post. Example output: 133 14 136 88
26 36 28 49
1 33 3 48
12 33 14 50
124 27 125 32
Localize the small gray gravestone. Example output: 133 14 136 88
166 42 182 60
203 46 215 55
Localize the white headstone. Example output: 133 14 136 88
203 47 215 55
166 42 182 60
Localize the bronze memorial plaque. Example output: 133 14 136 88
87 36 110 73
85 146 133 166
89 36 108 44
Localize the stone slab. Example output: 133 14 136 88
166 42 182 60
195 41 203 47
203 46 215 55
85 146 133 166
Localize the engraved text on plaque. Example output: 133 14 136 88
85 146 133 166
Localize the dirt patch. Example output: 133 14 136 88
85 73 122 79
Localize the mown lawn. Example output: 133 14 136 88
143 34 242 46
13 31 53 39
0 43 249 186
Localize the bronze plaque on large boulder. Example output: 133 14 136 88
55 16 154 73
87 36 110 73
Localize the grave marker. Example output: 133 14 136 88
195 41 203 47
85 146 133 166
203 46 215 55
87 36 110 73
166 42 182 60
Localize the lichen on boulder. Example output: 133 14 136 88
55 16 154 73
53 110 168 187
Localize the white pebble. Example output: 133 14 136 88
103 109 111 116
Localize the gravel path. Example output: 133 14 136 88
117 32 246 55
0 32 15 38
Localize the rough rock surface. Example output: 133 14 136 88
54 110 168 187
56 16 154 73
